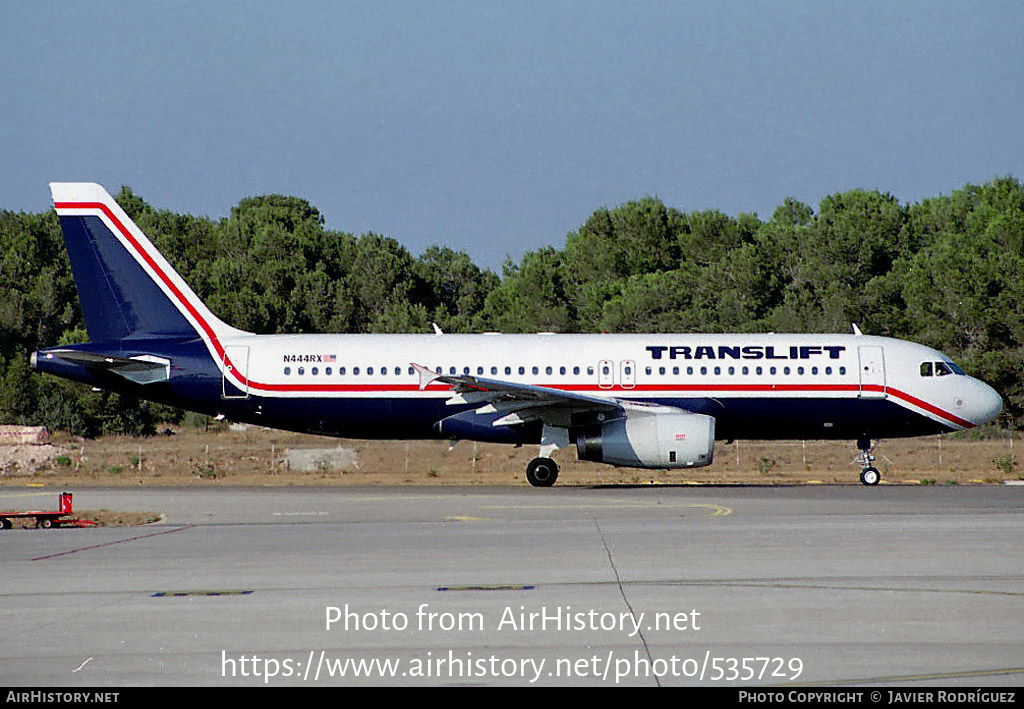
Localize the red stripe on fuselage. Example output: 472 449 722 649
885 386 974 428
54 202 976 430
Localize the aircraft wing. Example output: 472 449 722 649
42 350 170 385
412 362 624 428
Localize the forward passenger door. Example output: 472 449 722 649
857 346 885 399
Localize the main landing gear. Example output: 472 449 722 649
857 437 880 486
526 457 559 487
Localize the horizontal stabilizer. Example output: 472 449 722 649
42 350 170 385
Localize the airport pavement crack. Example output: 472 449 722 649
594 517 660 687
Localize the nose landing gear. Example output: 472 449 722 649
857 437 881 486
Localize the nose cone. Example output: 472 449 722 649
970 379 1003 426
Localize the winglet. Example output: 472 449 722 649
411 362 442 390
851 323 863 336
432 323 444 335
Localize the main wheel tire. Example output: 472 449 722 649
38 518 54 529
526 457 559 487
860 467 881 486
0 518 12 530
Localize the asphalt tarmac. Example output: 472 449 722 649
1 485 1021 686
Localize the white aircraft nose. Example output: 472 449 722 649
970 379 1003 426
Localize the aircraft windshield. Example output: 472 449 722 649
920 360 966 377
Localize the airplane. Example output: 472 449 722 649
30 183 1004 486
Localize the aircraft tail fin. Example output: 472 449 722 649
50 183 245 344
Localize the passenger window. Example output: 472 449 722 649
742 366 749 375
673 366 679 375
728 366 735 375
341 367 347 375
298 367 305 376
463 367 470 375
367 367 373 375
505 366 512 375
326 367 332 375
573 366 580 375
770 367 777 375
519 366 525 375
449 367 457 375
284 367 291 375
756 366 763 375
839 366 846 375
353 367 359 375
687 366 694 375
658 366 665 375
477 367 484 375
491 366 498 375
645 367 652 375
587 366 594 376
811 367 818 375
783 366 790 375
825 367 832 375
700 366 707 375
714 366 721 375
545 366 552 375
560 366 566 375
532 366 539 375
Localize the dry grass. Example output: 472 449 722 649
0 510 160 529
2 426 1021 488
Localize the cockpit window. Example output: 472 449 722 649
921 360 964 377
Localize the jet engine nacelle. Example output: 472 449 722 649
575 409 715 468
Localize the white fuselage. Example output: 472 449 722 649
213 331 1000 442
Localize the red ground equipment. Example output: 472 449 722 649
0 491 96 529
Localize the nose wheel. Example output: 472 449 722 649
859 467 881 486
857 437 881 486
526 457 559 487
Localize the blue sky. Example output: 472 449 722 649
2 1 1022 270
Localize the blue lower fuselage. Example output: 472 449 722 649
34 339 953 445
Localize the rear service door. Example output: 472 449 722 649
857 345 885 399
222 345 250 399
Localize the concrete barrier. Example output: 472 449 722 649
286 447 358 472
0 426 49 446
